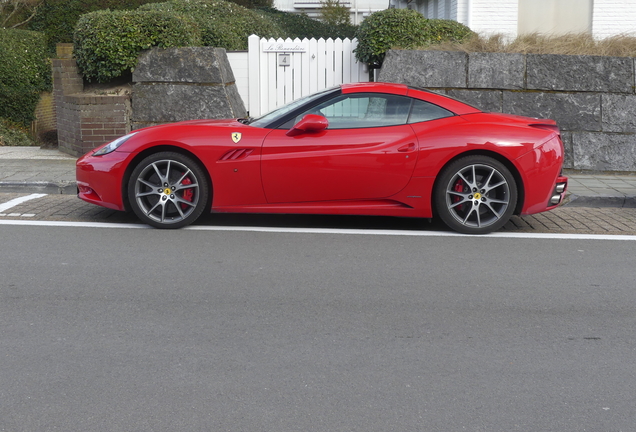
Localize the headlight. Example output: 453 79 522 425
93 132 138 156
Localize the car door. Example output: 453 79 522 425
261 93 419 203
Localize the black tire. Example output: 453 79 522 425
128 152 209 229
434 155 517 234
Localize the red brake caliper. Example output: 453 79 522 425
181 176 193 210
452 179 464 204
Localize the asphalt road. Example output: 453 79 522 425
1 220 636 431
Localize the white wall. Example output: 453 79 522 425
227 52 250 112
462 0 518 37
592 0 636 38
518 0 593 35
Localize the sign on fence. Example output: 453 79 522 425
247 35 368 117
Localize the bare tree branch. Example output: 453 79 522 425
1 0 42 28
9 3 39 27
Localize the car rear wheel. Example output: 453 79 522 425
128 152 209 229
434 155 517 234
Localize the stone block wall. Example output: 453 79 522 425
131 47 246 129
379 50 636 172
52 44 130 157
52 45 246 156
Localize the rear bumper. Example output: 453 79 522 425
516 134 568 215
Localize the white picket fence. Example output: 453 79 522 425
239 35 368 117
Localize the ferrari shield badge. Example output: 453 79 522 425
231 132 242 143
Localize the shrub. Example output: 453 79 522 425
0 29 51 126
425 18 473 45
257 7 356 39
319 0 350 26
74 9 202 82
354 9 472 65
28 0 165 52
229 0 273 9
140 0 282 50
0 119 36 146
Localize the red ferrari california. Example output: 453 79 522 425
77 82 568 234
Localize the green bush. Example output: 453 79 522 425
354 9 472 65
0 119 36 146
74 9 202 82
425 18 474 45
0 29 51 126
229 0 273 9
140 0 282 50
257 7 356 39
28 0 165 52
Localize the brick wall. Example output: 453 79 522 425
32 92 56 143
56 94 130 156
52 44 131 157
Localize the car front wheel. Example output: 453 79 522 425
128 152 209 229
434 156 517 234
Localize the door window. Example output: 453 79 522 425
287 94 413 129
285 93 454 129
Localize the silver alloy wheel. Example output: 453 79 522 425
445 163 511 229
134 158 200 225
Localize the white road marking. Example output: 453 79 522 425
1 219 636 241
0 193 47 213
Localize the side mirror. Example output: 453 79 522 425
286 114 329 137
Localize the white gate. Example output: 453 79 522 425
246 34 368 117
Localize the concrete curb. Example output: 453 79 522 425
0 181 77 195
562 194 636 208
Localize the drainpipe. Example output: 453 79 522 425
466 0 472 28
354 0 358 25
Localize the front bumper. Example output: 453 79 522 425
76 151 133 211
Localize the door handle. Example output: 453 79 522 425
398 143 416 152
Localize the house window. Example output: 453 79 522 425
518 0 592 35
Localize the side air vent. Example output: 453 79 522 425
219 149 254 161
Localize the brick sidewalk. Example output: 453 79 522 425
2 193 636 235
503 206 636 235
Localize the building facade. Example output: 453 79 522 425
273 0 390 24
389 0 636 39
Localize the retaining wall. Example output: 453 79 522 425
52 44 130 157
379 49 636 172
53 45 246 156
131 47 246 130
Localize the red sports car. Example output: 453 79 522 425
77 82 568 234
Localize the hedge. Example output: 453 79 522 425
74 9 202 82
354 9 472 65
0 29 51 126
28 0 165 52
140 0 282 50
257 7 357 40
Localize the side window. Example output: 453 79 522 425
289 94 413 129
408 100 454 124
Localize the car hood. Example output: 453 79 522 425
136 119 243 132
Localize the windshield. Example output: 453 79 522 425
249 87 338 128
